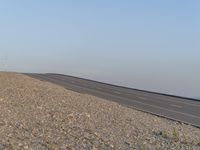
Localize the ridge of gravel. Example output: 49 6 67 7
0 72 200 150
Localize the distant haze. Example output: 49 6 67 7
0 1 200 98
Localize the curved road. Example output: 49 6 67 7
26 73 200 128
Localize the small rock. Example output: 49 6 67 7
24 145 29 149
0 120 5 127
136 144 143 150
0 144 4 150
110 144 114 148
85 113 91 118
15 122 21 128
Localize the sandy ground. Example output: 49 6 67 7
0 72 200 150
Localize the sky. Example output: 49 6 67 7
0 0 200 98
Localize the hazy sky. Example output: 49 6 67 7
0 1 200 98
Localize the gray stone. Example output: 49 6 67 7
0 144 4 150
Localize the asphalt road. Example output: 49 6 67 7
26 73 200 127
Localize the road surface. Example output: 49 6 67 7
26 73 200 127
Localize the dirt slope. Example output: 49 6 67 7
0 72 200 150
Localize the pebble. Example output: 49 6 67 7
136 144 142 150
24 145 29 149
0 144 4 150
0 120 5 127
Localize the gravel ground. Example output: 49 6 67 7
0 72 200 150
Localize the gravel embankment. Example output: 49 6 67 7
0 72 200 150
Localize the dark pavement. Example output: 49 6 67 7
26 73 200 127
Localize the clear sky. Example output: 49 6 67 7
0 1 200 98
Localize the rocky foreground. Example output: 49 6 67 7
0 72 200 150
